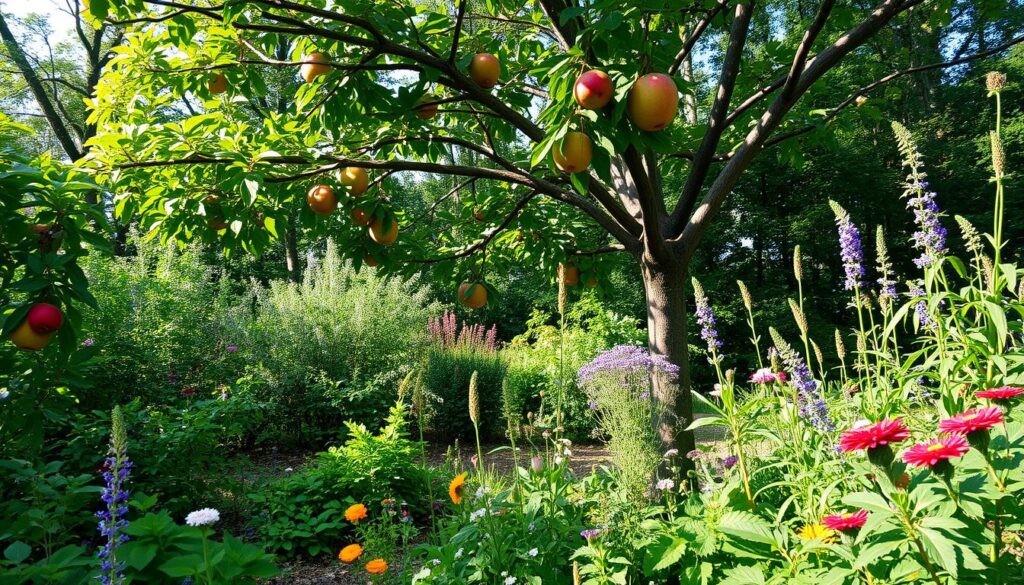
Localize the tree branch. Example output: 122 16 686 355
449 0 467 64
408 189 538 263
668 0 730 75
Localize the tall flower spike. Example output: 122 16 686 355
769 328 833 431
954 215 983 255
97 406 132 585
692 278 723 355
834 330 846 360
397 370 415 403
991 131 1005 179
892 122 947 268
812 340 824 371
468 371 480 424
875 225 896 301
829 200 864 290
737 280 753 312
412 371 425 416
793 245 803 283
788 298 808 335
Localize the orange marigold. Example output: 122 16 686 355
448 472 468 505
365 558 388 574
338 544 363 563
345 503 368 523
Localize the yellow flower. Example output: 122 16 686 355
365 558 388 574
448 472 468 505
338 544 363 563
344 503 368 523
797 523 835 543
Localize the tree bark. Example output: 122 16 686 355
641 255 696 467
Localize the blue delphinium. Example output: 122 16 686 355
829 201 864 291
691 278 723 356
97 406 132 585
769 328 834 432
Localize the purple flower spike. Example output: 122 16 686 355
829 201 864 291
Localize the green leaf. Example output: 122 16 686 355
717 511 776 545
4 541 31 564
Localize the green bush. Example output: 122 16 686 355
501 294 644 441
248 402 433 558
422 345 506 441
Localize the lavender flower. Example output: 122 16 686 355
722 455 739 469
580 528 602 541
577 345 679 385
892 122 947 268
656 478 675 491
769 328 834 432
829 201 864 290
97 406 132 585
907 284 932 328
691 278 723 355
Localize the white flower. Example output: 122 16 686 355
504 577 517 585
185 508 220 527
475 486 491 498
663 449 679 458
527 548 538 557
432 559 441 566
455 548 464 559
470 508 487 522
656 478 675 491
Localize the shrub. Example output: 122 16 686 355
421 313 506 441
248 402 433 558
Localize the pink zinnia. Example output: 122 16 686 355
902 436 970 468
750 368 777 384
839 418 910 452
822 510 868 531
938 407 1003 436
976 386 1024 401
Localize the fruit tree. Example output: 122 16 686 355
82 0 1018 458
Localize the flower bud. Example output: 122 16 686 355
986 71 1007 93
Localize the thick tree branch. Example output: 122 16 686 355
0 11 82 161
668 0 731 75
676 0 924 249
671 1 753 232
449 0 467 64
780 0 835 101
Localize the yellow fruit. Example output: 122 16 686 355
10 319 54 351
338 167 369 196
552 131 593 173
458 282 488 309
415 97 438 119
369 218 399 246
468 53 500 88
559 263 579 286
306 185 338 215
300 52 331 83
627 73 679 132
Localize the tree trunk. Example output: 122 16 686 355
641 256 697 467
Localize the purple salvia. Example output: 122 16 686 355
691 278 723 355
892 122 947 269
769 328 833 432
907 284 933 328
96 406 131 585
829 201 864 291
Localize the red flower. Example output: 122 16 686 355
822 510 868 531
938 407 1003 436
181 386 196 397
839 418 910 452
902 436 970 468
775 371 788 383
976 386 1024 401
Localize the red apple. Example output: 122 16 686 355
27 303 63 334
574 70 614 110
552 131 593 173
469 53 500 88
627 73 679 132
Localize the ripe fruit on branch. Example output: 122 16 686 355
10 318 54 351
208 73 228 95
574 70 613 110
364 254 379 267
469 53 500 88
338 167 369 196
627 73 679 131
473 210 485 222
458 282 488 309
300 53 331 83
306 185 338 215
350 208 370 226
27 303 63 334
558 263 579 286
552 131 592 173
369 218 399 246
415 97 438 119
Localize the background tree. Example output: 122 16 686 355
83 0 1023 460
